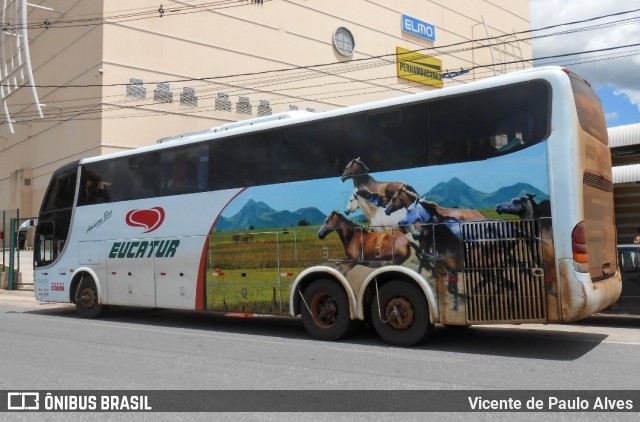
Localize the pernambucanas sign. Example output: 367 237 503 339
396 47 443 88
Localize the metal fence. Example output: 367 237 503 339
462 219 546 323
1 210 35 290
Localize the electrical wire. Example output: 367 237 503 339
3 5 640 124
5 6 640 90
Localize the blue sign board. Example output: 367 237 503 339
401 14 436 42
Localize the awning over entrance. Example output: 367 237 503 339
613 164 640 184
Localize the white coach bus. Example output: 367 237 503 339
33 66 621 346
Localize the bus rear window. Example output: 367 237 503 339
569 73 608 145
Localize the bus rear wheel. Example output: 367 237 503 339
74 276 107 318
300 279 355 341
371 280 432 346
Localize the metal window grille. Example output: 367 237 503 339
180 87 198 107
215 93 231 111
154 83 173 103
236 96 252 115
126 78 146 99
288 105 298 111
257 100 272 117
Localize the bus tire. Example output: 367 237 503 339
371 280 432 346
300 279 355 341
74 275 107 319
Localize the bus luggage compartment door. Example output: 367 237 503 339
155 236 199 310
462 220 546 323
106 239 156 307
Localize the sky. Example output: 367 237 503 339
529 0 640 128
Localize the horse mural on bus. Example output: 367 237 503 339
343 187 407 231
206 144 554 325
317 210 418 272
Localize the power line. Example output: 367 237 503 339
3 0 271 30
6 30 640 123
5 6 640 90
4 6 640 124
6 35 640 124
8 43 638 125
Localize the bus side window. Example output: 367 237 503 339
83 179 111 204
79 167 112 206
632 252 640 270
161 145 208 195
272 120 342 182
621 252 632 272
620 251 640 272
129 153 160 198
494 112 535 152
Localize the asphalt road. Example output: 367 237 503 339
1 290 639 421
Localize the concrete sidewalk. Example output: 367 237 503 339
0 288 73 308
0 288 38 305
0 288 35 298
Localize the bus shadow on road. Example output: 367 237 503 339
25 305 611 361
27 305 311 339
415 325 608 361
581 313 640 328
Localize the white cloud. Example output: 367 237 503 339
530 0 640 109
606 111 620 121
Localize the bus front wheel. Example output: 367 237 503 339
74 275 107 318
300 279 355 341
371 280 432 346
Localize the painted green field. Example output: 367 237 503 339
205 267 300 314
205 225 344 313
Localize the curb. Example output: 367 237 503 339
0 288 37 305
0 288 34 296
0 288 73 308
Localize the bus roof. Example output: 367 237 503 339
81 65 568 166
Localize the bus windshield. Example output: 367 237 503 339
34 163 78 267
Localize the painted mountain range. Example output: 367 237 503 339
424 177 548 209
216 178 549 231
215 199 326 231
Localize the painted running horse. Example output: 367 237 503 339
317 211 416 272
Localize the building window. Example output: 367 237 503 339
333 27 355 57
126 78 146 99
180 87 198 107
215 93 232 111
154 83 173 103
236 96 252 115
257 100 272 117
289 105 298 111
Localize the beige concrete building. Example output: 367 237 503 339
0 0 531 218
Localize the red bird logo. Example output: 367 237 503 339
125 207 165 233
